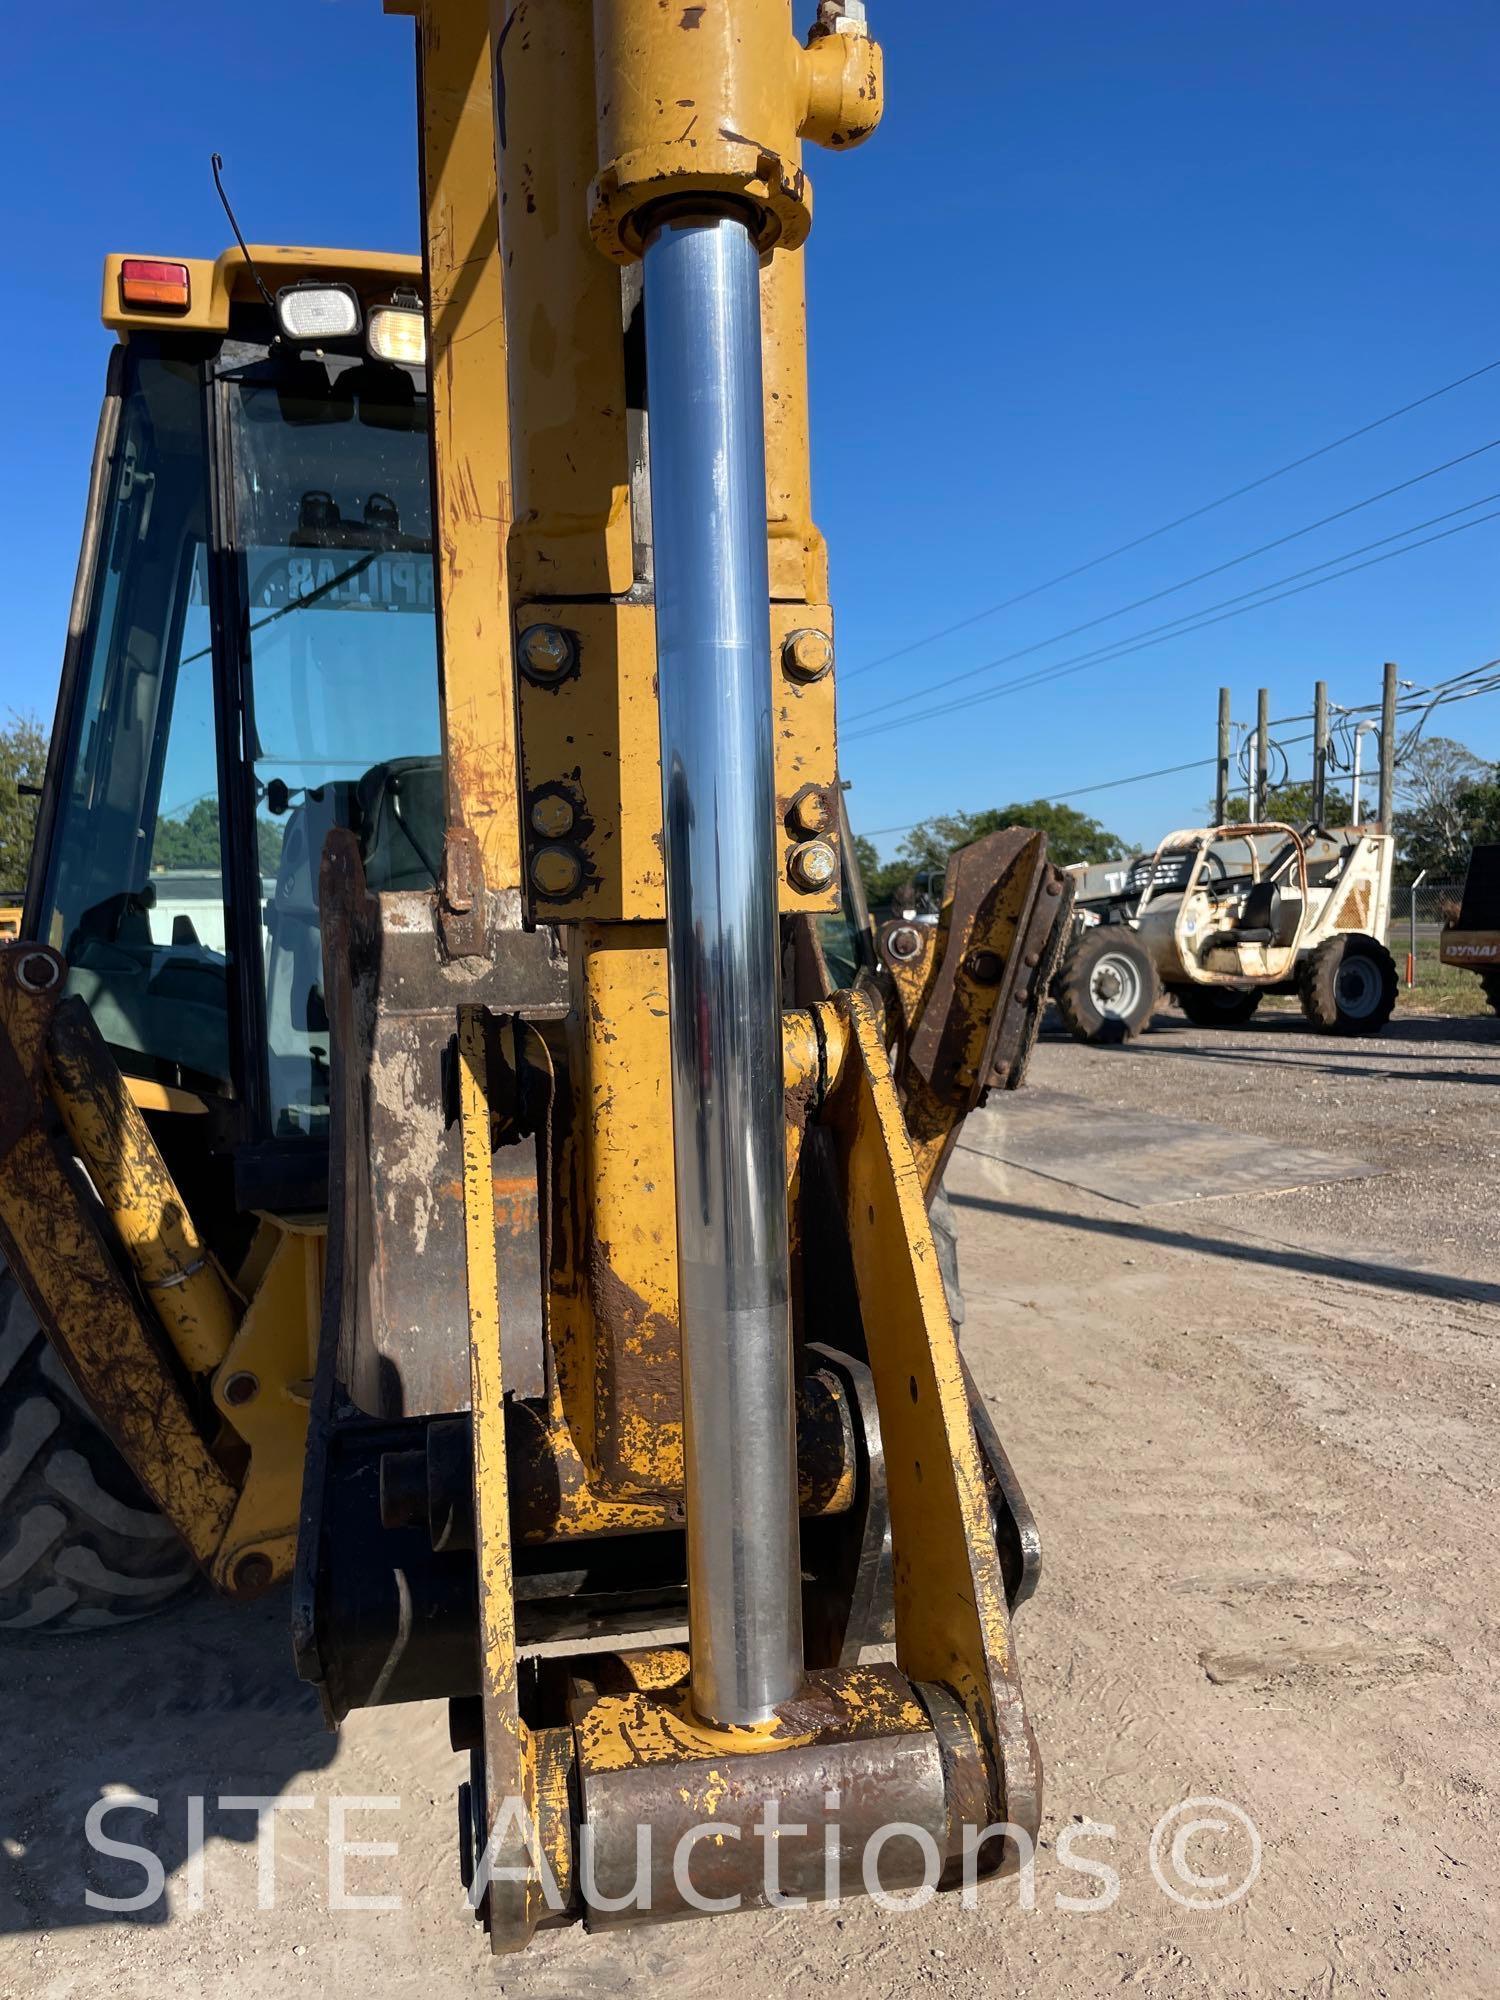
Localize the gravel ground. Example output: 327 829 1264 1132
1033 1001 1500 1266
3 1006 1498 1998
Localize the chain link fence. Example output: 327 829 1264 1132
1393 878 1466 998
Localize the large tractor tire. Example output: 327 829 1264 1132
1480 970 1500 1017
1297 934 1399 1036
1056 929 1160 1044
0 1259 196 1633
1172 983 1263 1028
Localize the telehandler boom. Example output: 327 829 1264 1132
0 0 1072 1945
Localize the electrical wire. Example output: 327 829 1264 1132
845 355 1500 681
854 663 1500 840
843 499 1500 746
1238 735 1290 793
846 442 1500 726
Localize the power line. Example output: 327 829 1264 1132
1054 748 1254 802
843 498 1500 745
846 499 1500 742
854 663 1500 839
845 354 1500 681
846 441 1500 728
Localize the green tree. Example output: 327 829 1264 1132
1219 780 1353 826
895 801 1125 874
1394 736 1488 877
149 799 284 875
979 799 1127 868
0 713 48 894
151 796 222 871
854 798 1125 909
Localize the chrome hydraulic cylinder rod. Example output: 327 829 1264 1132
642 210 803 1729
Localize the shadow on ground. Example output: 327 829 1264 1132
949 1188 1500 1309
1043 1005 1500 1046
0 1584 335 1932
1039 1002 1500 1085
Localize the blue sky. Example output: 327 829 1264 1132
4 2 1497 855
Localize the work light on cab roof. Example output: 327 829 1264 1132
367 295 426 367
275 279 362 342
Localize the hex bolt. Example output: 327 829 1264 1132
223 1371 259 1407
517 623 578 685
530 793 576 839
788 839 839 893
787 785 833 837
530 844 585 900
781 628 834 683
886 924 923 963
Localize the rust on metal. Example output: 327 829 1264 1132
458 1002 548 1952
896 828 1072 1194
413 0 525 901
516 600 839 921
45 996 238 1376
571 1659 949 1927
0 945 236 1565
316 832 563 1419
822 988 1043 1863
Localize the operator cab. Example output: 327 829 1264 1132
26 250 442 1206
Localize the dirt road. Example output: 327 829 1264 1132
4 1008 1498 1998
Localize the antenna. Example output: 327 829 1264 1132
210 152 276 313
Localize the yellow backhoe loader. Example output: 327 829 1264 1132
0 0 1074 1946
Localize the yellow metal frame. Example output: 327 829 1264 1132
101 245 422 335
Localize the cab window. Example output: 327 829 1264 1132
40 350 233 1090
227 353 442 1139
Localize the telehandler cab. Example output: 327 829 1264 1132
0 0 1074 1947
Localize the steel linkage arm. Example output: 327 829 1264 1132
878 829 1075 1198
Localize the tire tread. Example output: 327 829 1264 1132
0 1262 195 1635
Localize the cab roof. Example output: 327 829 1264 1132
102 245 422 335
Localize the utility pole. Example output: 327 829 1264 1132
1312 679 1328 825
1216 686 1231 824
1378 659 1398 830
1350 718 1378 823
1255 686 1270 820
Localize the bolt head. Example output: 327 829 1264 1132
518 623 577 683
231 1551 275 1597
530 793 576 839
15 950 60 994
789 839 838 893
530 844 584 900
787 785 833 837
782 628 834 683
886 924 923 963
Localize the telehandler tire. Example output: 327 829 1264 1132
1297 934 1398 1036
1481 970 1500 1017
1056 929 1160 1044
0 1258 196 1633
1172 983 1263 1028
